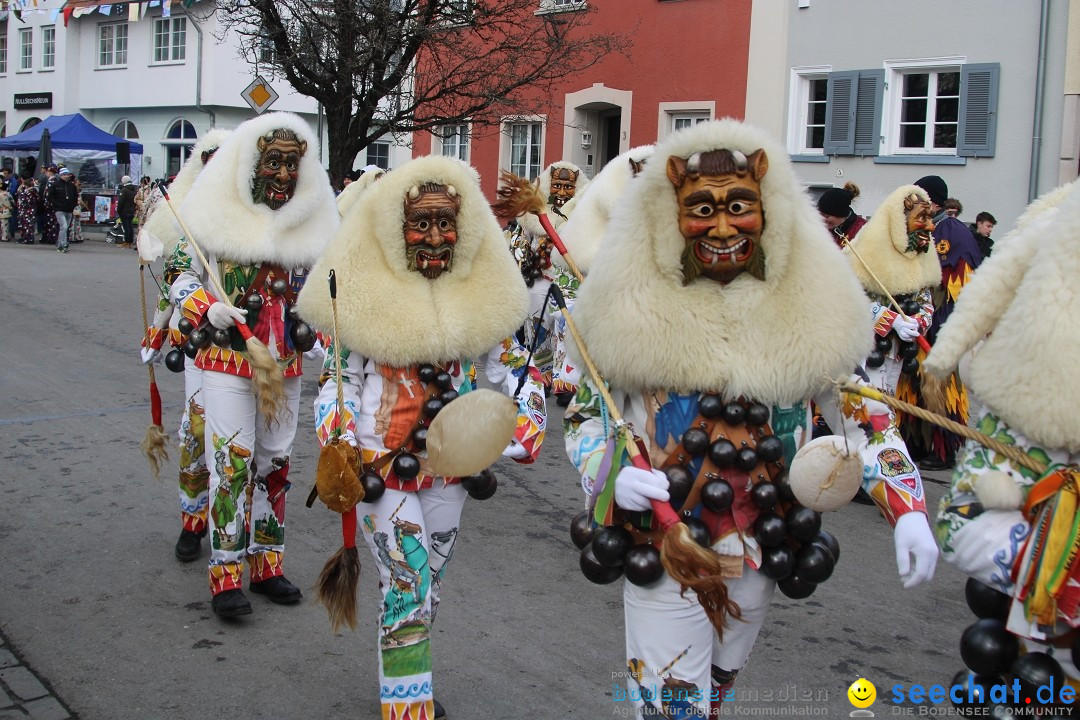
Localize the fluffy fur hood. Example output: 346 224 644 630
518 160 589 239
336 167 385 218
556 146 654 273
924 179 1080 451
568 120 872 402
298 156 529 366
178 113 337 269
844 185 942 296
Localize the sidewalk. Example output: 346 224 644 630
0 631 77 720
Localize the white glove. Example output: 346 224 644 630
893 315 921 342
614 466 670 512
894 512 938 589
304 338 325 363
502 440 530 460
140 346 162 365
206 302 247 330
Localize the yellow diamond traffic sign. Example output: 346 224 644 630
242 75 280 115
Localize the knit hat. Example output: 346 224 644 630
59 167 73 176
914 175 948 206
121 175 132 184
817 186 855 217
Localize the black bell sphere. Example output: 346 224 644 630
1010 652 1065 707
786 506 822 542
592 526 634 568
745 403 771 427
722 402 746 426
290 322 317 352
761 545 796 580
902 299 921 316
708 439 738 468
774 469 796 503
269 278 289 296
182 340 199 359
735 447 759 472
700 478 734 513
212 328 233 348
418 364 437 384
664 465 695 511
899 341 919 360
434 371 454 390
778 574 817 599
865 351 886 369
754 513 786 548
681 428 710 457
440 389 459 405
814 529 840 563
901 357 921 375
681 516 711 548
875 335 893 353
392 453 421 480
188 327 211 349
750 482 778 510
699 394 723 419
360 472 386 503
795 543 835 583
412 427 428 451
287 303 302 320
463 469 498 500
165 349 186 373
959 619 1019 676
624 544 664 587
244 293 264 311
965 578 1011 622
529 268 543 280
422 398 445 417
580 543 624 585
756 436 784 463
948 670 996 711
525 279 535 288
177 317 194 336
569 510 595 550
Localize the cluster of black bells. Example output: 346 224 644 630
352 363 497 505
951 577 1073 712
570 397 840 598
865 296 922 374
519 240 552 289
164 290 316 373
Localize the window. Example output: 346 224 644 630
896 70 959 153
258 28 275 64
366 142 390 170
18 28 31 71
438 123 470 161
41 26 55 70
153 17 186 63
164 119 198 177
539 0 586 11
507 122 543 180
99 23 128 67
113 120 139 140
0 34 8 75
672 112 710 132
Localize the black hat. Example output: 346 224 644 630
914 175 948 207
817 187 855 217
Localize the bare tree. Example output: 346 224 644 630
211 0 631 186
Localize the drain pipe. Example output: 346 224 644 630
1028 0 1050 202
189 15 217 129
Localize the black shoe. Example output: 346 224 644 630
555 391 572 408
433 699 446 719
212 590 253 619
919 456 955 472
250 576 302 604
174 529 205 562
851 487 875 505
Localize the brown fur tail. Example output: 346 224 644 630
245 336 285 427
660 524 741 638
492 170 546 219
140 423 171 480
316 545 361 632
918 365 950 417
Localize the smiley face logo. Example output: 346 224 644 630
848 677 876 708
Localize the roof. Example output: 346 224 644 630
0 113 144 153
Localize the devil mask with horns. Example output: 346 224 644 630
403 182 461 279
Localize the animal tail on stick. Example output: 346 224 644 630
139 263 170 478
493 170 546 219
317 505 361 632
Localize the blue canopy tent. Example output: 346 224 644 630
0 113 143 187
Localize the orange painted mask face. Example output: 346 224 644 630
667 149 768 285
548 167 579 208
904 196 935 254
403 183 461 279
253 132 306 210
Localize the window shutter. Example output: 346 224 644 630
824 71 857 155
958 63 999 157
853 69 884 156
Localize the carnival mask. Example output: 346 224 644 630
667 149 768 285
548 167 579 209
403 183 461 279
903 194 935 254
252 130 307 210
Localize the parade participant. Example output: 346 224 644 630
927 179 1080 685
335 164 383 217
298 155 546 720
16 176 39 243
38 165 59 247
169 113 337 618
817 181 866 247
138 129 231 563
563 120 938 717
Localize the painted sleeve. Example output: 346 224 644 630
483 338 546 464
564 378 615 498
943 260 974 304
142 324 168 351
314 340 362 447
872 301 898 337
168 241 217 327
914 286 934 332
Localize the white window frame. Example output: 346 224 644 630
366 141 391 170
883 56 965 156
152 16 187 64
40 26 55 71
17 27 32 72
500 116 545 182
536 0 586 15
657 101 715 142
787 66 831 155
98 22 129 69
432 122 471 162
112 119 139 140
0 33 9 76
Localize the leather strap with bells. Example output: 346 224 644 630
236 262 296 307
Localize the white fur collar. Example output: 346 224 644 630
336 168 384 218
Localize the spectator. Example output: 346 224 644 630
969 211 996 259
1 167 16 239
0 180 12 242
116 175 138 249
816 181 866 246
70 178 87 244
16 176 39 244
943 197 963 218
49 167 79 253
134 175 153 227
39 165 59 245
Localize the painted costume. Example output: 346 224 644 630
929 179 1080 675
16 183 38 242
168 113 337 605
563 121 937 718
298 155 545 720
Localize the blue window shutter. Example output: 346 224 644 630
958 63 999 157
854 69 884 156
824 71 857 155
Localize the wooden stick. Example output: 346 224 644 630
842 238 932 353
329 269 345 439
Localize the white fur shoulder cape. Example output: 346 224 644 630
569 120 872 404
178 113 337 269
297 156 529 367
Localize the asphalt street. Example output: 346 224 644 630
0 237 973 719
